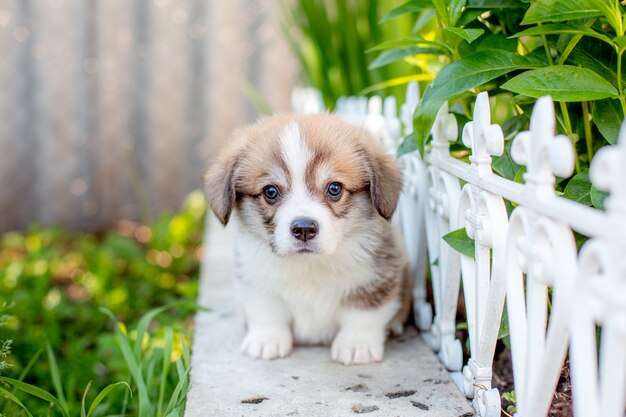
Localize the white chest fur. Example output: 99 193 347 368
234 232 379 345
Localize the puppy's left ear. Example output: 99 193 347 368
367 148 402 220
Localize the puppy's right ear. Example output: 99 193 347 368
204 144 240 225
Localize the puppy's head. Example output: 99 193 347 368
204 113 401 256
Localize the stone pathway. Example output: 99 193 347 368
184 217 473 417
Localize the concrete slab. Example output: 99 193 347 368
185 217 473 417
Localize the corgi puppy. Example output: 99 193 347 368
204 113 410 365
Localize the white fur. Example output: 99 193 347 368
273 122 340 255
332 301 400 365
235 212 398 363
279 121 310 185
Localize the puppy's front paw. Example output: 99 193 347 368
241 327 293 361
331 331 385 365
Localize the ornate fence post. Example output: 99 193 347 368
457 92 508 417
422 102 464 372
393 82 434 332
569 125 626 417
505 96 577 417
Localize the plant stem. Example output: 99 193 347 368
617 0 624 36
582 101 594 163
559 101 581 173
540 33 553 65
557 34 583 65
559 101 573 134
617 49 626 115
558 19 595 65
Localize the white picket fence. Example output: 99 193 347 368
293 84 626 417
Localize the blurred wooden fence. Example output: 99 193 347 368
0 0 297 232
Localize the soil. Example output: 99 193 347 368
492 345 573 417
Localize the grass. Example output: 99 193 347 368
0 191 207 416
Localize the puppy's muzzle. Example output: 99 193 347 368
290 218 318 242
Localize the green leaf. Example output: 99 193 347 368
615 35 626 51
593 99 622 145
369 46 443 70
511 23 613 45
413 9 437 33
81 381 92 417
493 141 522 180
397 133 418 156
501 66 618 101
563 172 592 205
423 50 545 102
46 342 68 413
502 390 517 404
414 96 447 157
0 386 34 417
590 186 609 209
368 36 452 53
0 377 69 417
456 8 485 26
134 305 170 359
466 0 526 8
380 0 433 23
87 381 132 417
157 328 174 417
476 34 518 52
134 301 197 359
498 304 510 349
100 308 151 417
522 0 604 25
164 364 191 415
449 0 467 26
359 74 432 95
566 42 618 86
442 27 485 44
432 0 450 25
443 228 475 257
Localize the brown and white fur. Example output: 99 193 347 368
204 113 410 365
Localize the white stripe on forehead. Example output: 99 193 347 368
279 121 311 190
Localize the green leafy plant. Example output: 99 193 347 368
0 303 12 377
281 0 419 107
0 191 206 416
442 228 475 257
375 0 623 206
1 304 195 417
501 390 517 415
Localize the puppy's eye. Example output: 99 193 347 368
263 185 280 203
326 182 343 200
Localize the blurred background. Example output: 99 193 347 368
0 4 416 413
0 0 416 233
0 0 299 232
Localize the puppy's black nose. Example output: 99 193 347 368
291 218 318 242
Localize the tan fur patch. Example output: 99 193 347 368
343 229 405 309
